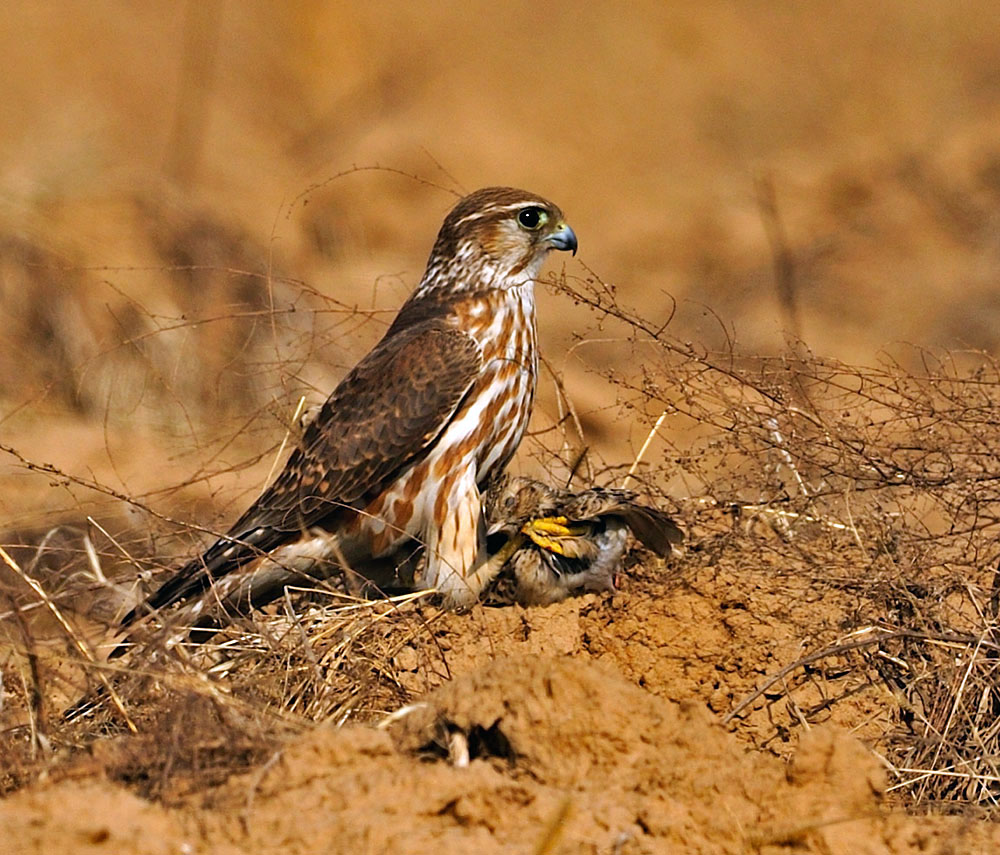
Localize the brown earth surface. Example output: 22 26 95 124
5 3 1000 853
2 649 997 855
3 540 999 854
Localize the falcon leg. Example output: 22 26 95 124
423 472 492 609
463 530 526 596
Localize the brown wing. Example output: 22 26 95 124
119 320 481 627
233 319 482 533
612 504 684 556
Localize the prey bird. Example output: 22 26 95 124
116 187 577 652
486 477 683 605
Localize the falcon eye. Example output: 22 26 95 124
517 206 548 231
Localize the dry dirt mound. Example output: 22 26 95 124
0 782 182 855
3 656 996 854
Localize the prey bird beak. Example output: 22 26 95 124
546 223 578 256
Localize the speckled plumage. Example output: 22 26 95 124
117 188 576 648
485 477 684 605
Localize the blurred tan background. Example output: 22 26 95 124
4 1 1000 527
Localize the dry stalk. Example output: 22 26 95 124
0 545 137 733
621 409 668 490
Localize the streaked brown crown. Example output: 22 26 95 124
413 187 573 300
436 186 562 246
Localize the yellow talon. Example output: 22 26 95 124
489 531 527 567
522 516 571 536
520 516 590 555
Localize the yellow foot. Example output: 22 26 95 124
520 516 589 555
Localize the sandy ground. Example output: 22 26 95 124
3 540 999 854
4 590 999 854
0 668 964 855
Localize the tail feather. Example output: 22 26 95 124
116 526 288 633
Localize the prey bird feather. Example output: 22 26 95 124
485 477 683 605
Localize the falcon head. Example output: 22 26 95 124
422 187 577 294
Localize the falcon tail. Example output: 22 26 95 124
113 525 287 652
65 526 299 723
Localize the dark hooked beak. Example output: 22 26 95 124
545 223 578 256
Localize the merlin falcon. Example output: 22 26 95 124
116 187 576 650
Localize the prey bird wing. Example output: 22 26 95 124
559 488 684 557
120 320 481 627
611 504 684 556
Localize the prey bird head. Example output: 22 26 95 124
420 187 577 296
